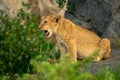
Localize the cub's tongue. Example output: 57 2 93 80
44 30 49 37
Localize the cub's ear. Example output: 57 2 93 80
56 15 61 23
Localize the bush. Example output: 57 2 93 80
56 0 66 9
0 9 56 76
18 57 95 80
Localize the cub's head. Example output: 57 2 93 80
39 15 61 38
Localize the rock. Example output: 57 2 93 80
65 0 112 35
102 0 120 48
65 0 120 48
90 49 120 73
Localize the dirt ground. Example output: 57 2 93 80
89 49 120 73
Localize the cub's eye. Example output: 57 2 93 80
44 20 47 23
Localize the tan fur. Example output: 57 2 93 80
39 15 111 62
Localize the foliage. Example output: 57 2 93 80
56 0 74 12
56 0 66 9
18 56 95 80
17 58 120 80
0 9 56 76
67 3 75 12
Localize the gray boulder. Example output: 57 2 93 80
65 0 120 48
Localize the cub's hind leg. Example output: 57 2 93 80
95 38 111 61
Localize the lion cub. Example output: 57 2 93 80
39 15 111 62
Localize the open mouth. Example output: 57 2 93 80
44 30 50 37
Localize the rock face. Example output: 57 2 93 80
102 0 120 48
65 0 120 48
